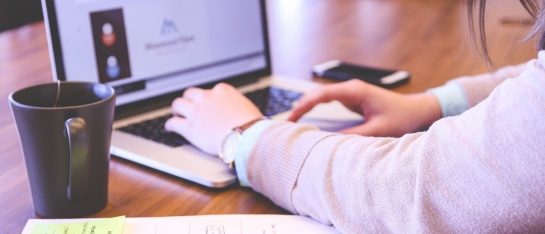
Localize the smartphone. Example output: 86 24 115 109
312 60 410 88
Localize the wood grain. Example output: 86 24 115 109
0 0 536 233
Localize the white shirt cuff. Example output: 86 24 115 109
427 83 469 117
234 119 277 187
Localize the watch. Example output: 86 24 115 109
218 117 266 168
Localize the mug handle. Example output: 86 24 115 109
64 118 89 201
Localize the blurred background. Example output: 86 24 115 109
0 0 43 32
0 0 536 91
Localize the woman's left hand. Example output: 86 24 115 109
165 83 263 155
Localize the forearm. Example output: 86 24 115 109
452 62 526 107
242 122 336 211
449 63 526 107
245 70 545 232
427 62 527 118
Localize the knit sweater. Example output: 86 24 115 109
243 53 545 233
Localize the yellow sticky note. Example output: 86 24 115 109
31 216 125 234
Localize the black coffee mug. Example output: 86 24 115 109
9 81 116 218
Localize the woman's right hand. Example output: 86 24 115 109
288 79 443 137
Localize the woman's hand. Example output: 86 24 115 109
288 79 442 137
165 83 263 155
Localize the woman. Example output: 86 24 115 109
165 0 545 232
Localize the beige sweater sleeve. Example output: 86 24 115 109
245 60 545 233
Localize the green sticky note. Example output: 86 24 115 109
31 216 125 234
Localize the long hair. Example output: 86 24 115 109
466 0 545 68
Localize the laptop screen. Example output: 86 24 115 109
42 0 270 106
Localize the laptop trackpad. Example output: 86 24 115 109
297 100 365 132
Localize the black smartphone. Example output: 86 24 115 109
312 60 410 88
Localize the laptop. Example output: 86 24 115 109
42 0 364 188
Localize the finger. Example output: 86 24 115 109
212 82 235 92
164 116 190 136
288 85 342 122
171 98 196 119
289 80 372 122
287 98 316 122
182 87 205 101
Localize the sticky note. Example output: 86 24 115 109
31 216 125 234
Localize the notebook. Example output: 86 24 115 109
42 0 364 187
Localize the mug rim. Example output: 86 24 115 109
8 81 116 110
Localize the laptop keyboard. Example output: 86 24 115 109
118 114 188 147
118 87 302 147
246 87 303 116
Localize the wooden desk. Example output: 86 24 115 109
0 1 535 232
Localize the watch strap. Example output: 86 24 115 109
235 116 268 133
219 116 268 169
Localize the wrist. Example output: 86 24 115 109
218 117 268 168
410 93 442 129
233 119 277 187
426 83 469 117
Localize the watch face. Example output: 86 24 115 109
221 131 240 163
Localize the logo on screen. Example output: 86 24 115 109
160 19 178 35
102 23 116 46
106 56 120 78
